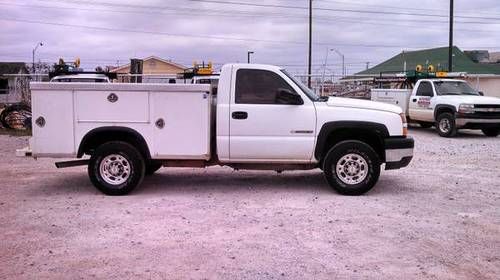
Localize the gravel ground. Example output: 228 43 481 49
0 128 499 279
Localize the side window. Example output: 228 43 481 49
235 69 296 104
416 82 434 97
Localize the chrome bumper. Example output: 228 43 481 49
456 118 500 127
384 137 414 170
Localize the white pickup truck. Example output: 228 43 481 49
20 64 413 196
372 79 500 137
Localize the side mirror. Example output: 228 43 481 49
478 91 484 96
276 88 304 105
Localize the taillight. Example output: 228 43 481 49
400 113 408 136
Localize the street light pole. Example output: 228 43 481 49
32 42 43 79
332 49 345 78
321 47 332 96
448 0 454 72
247 51 254 63
307 0 312 88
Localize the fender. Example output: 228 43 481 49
77 126 151 159
434 104 457 120
314 121 389 161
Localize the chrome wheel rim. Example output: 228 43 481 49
99 154 131 186
335 153 368 185
439 118 451 133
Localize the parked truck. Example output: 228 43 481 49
372 79 500 137
18 64 413 196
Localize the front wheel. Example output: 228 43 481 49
482 128 500 137
88 141 145 195
436 113 457 137
323 140 380 195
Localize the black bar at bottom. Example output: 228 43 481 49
55 159 89 168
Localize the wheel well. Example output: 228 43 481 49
77 127 151 160
434 106 456 120
321 128 385 164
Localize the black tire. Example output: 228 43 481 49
418 122 433 128
323 140 380 196
145 161 162 175
436 113 457 137
88 141 145 195
481 128 500 137
0 103 32 130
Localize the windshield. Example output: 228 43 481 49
434 81 480 96
281 69 320 101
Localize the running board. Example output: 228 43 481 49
55 160 89 168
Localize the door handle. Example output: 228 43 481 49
232 111 248 119
412 98 417 102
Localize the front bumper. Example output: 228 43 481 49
384 137 414 170
455 117 500 129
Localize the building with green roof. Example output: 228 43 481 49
357 46 500 76
354 46 500 97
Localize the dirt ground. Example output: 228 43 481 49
0 127 499 279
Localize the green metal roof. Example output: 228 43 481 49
357 46 500 76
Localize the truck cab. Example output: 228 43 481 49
21 63 414 196
409 79 500 137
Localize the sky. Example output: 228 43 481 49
1 0 499 76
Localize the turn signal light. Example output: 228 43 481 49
400 113 408 136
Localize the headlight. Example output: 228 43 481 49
399 113 408 136
458 104 474 114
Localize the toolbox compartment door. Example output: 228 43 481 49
31 90 75 156
75 91 149 123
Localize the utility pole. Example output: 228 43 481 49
247 51 254 63
307 0 312 88
448 0 454 72
365 62 370 70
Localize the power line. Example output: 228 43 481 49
22 0 500 22
316 0 500 17
189 0 500 21
4 1 498 28
0 17 440 49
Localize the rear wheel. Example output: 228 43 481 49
482 128 500 137
88 141 145 195
323 140 380 195
436 113 457 137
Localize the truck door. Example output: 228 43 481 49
229 68 316 162
409 81 435 122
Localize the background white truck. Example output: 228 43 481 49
20 64 413 196
372 79 500 137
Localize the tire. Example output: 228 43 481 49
0 103 32 130
436 113 457 137
323 140 381 196
482 128 500 137
88 141 145 195
418 122 433 128
145 161 162 175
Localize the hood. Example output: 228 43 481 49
437 95 500 105
326 97 402 114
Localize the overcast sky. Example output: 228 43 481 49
1 0 499 75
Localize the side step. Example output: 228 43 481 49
55 160 89 168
